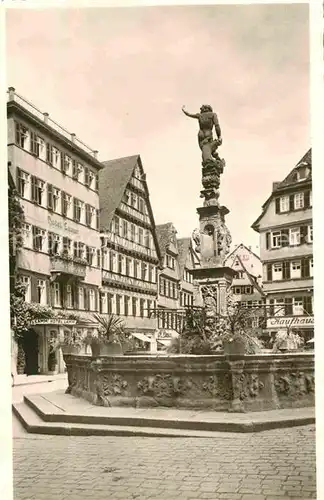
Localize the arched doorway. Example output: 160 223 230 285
23 329 39 375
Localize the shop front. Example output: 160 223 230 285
266 315 314 344
28 318 98 374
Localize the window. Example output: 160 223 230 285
141 263 147 281
132 297 137 317
61 155 73 175
172 282 176 299
272 231 281 248
66 285 73 308
88 170 95 190
85 205 96 228
245 286 252 294
62 192 72 218
117 254 123 274
52 282 61 307
31 176 45 206
52 147 61 169
293 297 304 316
116 295 121 315
148 265 153 282
113 216 120 236
124 296 129 316
273 263 283 281
73 198 83 223
36 279 46 305
109 252 115 272
15 123 29 149
84 167 90 187
89 289 96 311
100 293 107 314
22 223 32 248
47 185 61 213
125 258 131 276
308 225 313 243
279 195 289 213
107 294 113 314
133 260 138 278
33 227 46 252
86 246 96 266
17 169 30 199
48 233 61 255
130 224 136 242
72 161 83 181
310 258 314 277
20 276 31 302
140 299 145 318
234 287 241 294
291 261 301 279
78 287 85 310
289 227 300 246
122 220 128 238
102 249 108 270
294 192 304 209
138 227 143 245
74 242 85 259
138 198 145 213
130 193 137 207
144 230 150 249
62 237 72 256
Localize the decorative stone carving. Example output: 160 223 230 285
275 371 314 397
137 374 188 398
202 374 232 400
239 374 264 400
102 374 128 396
192 228 201 253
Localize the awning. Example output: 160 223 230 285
157 339 171 346
130 332 152 343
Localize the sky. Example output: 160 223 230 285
6 4 310 250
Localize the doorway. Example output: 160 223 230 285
23 329 39 375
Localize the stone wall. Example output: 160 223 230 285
64 353 314 412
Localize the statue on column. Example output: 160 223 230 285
182 104 223 164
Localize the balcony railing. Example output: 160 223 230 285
102 269 157 294
7 87 98 159
50 255 87 279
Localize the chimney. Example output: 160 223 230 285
43 112 49 124
93 150 98 159
71 133 76 143
8 87 15 101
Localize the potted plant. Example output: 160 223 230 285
88 314 126 356
60 329 84 355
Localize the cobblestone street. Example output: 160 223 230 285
13 424 316 500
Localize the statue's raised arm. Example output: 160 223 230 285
182 105 199 119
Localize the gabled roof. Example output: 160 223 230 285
99 154 162 262
225 243 260 265
235 254 264 297
156 223 178 257
99 155 139 229
177 237 192 276
251 148 312 231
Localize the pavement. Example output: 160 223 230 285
12 378 317 500
13 425 316 500
13 373 67 387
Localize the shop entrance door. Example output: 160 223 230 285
23 329 39 375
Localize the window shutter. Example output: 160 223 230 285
96 209 100 230
30 131 37 154
60 153 65 173
84 167 89 186
72 160 77 179
265 232 271 249
84 289 89 311
283 261 290 280
97 249 101 267
303 296 313 315
95 174 99 191
47 184 53 210
61 191 66 216
48 232 53 254
31 175 36 202
304 190 310 208
73 198 77 220
285 298 293 315
281 229 289 247
266 264 272 281
32 226 37 250
301 258 310 278
73 241 78 257
289 194 294 211
86 246 90 264
30 276 38 303
85 204 90 226
300 226 308 245
275 198 280 214
46 144 51 164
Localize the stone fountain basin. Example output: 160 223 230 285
64 352 314 412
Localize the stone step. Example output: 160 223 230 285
22 393 315 434
12 402 233 438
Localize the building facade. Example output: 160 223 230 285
99 155 161 347
252 149 313 341
178 237 202 309
8 88 102 374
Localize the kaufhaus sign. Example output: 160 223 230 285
267 316 314 329
30 319 77 326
